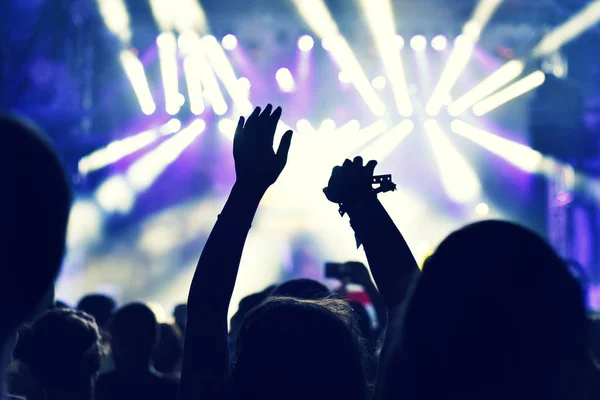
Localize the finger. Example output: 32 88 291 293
261 104 273 120
233 116 245 152
353 156 364 168
267 106 283 141
365 159 378 176
276 130 293 169
342 159 352 168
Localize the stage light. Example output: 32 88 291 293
426 0 503 116
157 33 181 115
472 71 545 116
532 0 600 57
238 77 251 91
120 51 156 115
360 120 414 161
296 119 315 134
221 34 238 50
431 35 448 51
183 57 205 116
410 35 427 52
218 118 237 140
319 119 336 133
171 0 209 34
358 0 413 116
475 202 490 216
451 119 543 173
127 119 206 192
78 119 181 175
148 0 175 32
201 34 253 114
448 59 525 116
298 35 315 51
292 0 385 116
394 35 405 50
372 76 387 90
67 200 103 248
95 175 135 214
337 119 361 134
424 119 481 203
97 0 131 44
276 68 296 93
338 70 352 84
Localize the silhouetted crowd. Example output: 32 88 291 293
3 105 600 400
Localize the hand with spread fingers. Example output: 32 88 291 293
324 156 378 210
234 105 293 194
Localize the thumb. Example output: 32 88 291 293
276 130 293 170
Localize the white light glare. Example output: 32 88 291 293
472 71 545 116
120 51 156 115
298 35 315 51
67 200 103 248
127 119 206 191
372 76 387 89
448 59 525 116
394 35 405 50
450 119 543 173
97 0 131 43
218 118 237 140
360 120 414 161
95 175 136 214
221 34 238 50
424 119 481 203
532 0 600 57
410 35 427 52
78 119 181 175
319 119 336 132
276 68 296 93
157 33 181 115
431 35 448 51
475 202 490 216
183 57 205 116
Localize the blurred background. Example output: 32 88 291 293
1 0 600 318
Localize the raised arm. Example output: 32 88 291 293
324 157 419 313
179 105 293 400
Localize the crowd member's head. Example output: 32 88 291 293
110 303 159 372
231 296 368 400
77 294 117 330
1 115 70 341
173 304 187 333
229 286 274 347
153 323 183 377
383 220 591 400
16 309 101 397
271 278 330 300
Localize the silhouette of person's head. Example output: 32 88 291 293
383 220 589 400
173 304 187 333
110 303 159 371
348 301 376 350
1 115 70 341
77 294 117 330
231 297 368 400
16 309 101 394
153 323 183 376
271 278 330 299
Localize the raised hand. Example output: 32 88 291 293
324 156 378 208
234 105 293 194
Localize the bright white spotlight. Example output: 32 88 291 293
448 59 525 116
319 119 336 133
475 202 490 216
296 119 315 134
424 119 481 203
218 118 237 140
360 120 414 161
120 51 156 115
451 119 543 173
338 70 352 84
431 35 448 51
200 33 253 114
293 0 386 117
425 0 503 116
276 68 296 93
67 200 103 248
372 76 387 90
183 57 205 116
358 0 413 116
298 34 315 51
78 120 181 175
238 77 251 91
127 119 206 191
410 35 427 52
394 35 405 50
472 71 545 116
97 0 132 44
157 33 181 115
95 175 135 214
221 34 238 50
532 0 600 57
